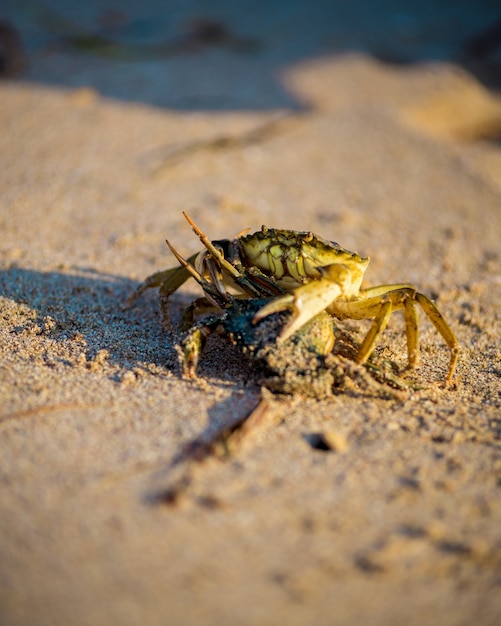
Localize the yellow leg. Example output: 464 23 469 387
360 283 415 298
415 293 460 382
355 299 393 365
358 287 420 367
332 287 460 382
403 296 419 368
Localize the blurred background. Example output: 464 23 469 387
2 0 501 111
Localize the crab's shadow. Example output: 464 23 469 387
1 265 274 388
0 266 185 373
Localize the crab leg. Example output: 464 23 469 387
403 296 419 368
332 288 460 382
165 239 229 308
353 292 419 370
125 254 199 309
181 315 222 377
253 264 352 342
415 292 460 382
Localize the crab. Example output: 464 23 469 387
129 213 460 382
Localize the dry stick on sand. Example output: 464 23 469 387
148 391 279 505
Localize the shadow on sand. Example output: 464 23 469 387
0 265 179 371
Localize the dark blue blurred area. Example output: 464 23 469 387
2 0 501 109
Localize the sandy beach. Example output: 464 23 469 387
1 2 501 625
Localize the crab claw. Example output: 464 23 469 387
253 264 352 342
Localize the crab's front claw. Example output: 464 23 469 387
253 264 352 342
